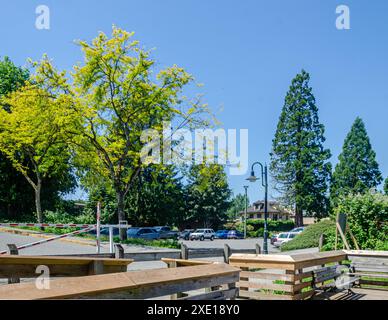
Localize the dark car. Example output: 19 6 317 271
89 227 120 236
215 230 229 239
270 234 279 245
178 229 194 240
153 226 179 239
127 227 160 240
227 230 244 239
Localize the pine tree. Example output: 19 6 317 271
331 117 382 204
270 70 332 226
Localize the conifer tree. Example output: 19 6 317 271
270 70 331 226
331 117 382 205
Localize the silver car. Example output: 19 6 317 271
189 229 216 241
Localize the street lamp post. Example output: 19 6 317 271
247 162 269 254
243 186 249 239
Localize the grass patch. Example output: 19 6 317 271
120 238 180 249
281 219 335 252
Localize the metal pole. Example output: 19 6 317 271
244 186 248 239
263 164 269 255
96 201 101 254
109 226 114 254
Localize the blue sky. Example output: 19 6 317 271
1 0 387 202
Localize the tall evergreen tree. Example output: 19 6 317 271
331 117 382 205
384 178 388 195
270 70 331 226
185 164 231 229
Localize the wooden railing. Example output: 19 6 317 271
345 250 388 289
229 251 348 300
0 255 133 283
0 264 240 300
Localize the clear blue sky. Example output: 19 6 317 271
1 0 387 202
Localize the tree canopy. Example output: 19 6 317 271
270 70 332 226
184 164 231 229
0 62 76 223
331 117 382 206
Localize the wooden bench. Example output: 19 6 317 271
0 264 240 300
312 265 359 294
0 255 133 283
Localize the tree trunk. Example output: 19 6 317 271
295 205 304 227
35 179 43 224
117 191 127 241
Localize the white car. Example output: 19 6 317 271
290 227 305 233
273 232 299 247
189 229 216 241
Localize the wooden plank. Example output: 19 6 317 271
161 258 214 267
359 279 388 287
240 271 294 282
230 261 295 270
0 264 240 300
237 281 293 292
238 290 292 300
353 265 388 273
179 288 238 300
0 255 133 266
293 290 314 300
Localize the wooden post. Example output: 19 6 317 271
7 244 20 284
336 222 350 250
114 244 124 259
88 260 104 275
255 243 262 255
181 243 189 260
318 234 324 252
223 244 231 263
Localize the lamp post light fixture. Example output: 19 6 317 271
243 186 249 239
246 162 269 254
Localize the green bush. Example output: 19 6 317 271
281 219 335 252
224 219 294 238
121 238 180 249
327 192 388 251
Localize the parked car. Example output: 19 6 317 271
273 232 298 247
178 229 194 240
270 233 279 245
215 230 229 239
153 226 179 239
89 227 120 236
189 229 216 241
227 230 244 239
290 227 305 233
126 227 160 240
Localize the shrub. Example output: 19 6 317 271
328 192 388 250
281 219 335 252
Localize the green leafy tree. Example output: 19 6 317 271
126 165 185 227
0 63 76 223
331 117 382 206
270 70 332 226
227 193 249 220
384 178 388 195
184 164 231 229
331 192 388 250
47 27 209 239
0 57 30 219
